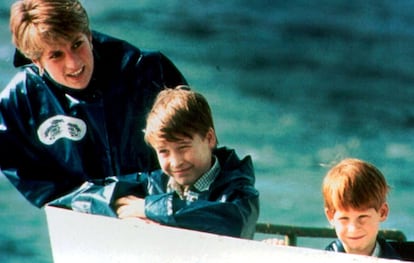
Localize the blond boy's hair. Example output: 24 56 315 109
144 86 217 146
322 158 389 213
10 0 90 60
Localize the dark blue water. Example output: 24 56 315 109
1 1 414 261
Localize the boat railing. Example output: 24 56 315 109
255 223 407 246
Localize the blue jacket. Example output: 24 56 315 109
140 147 260 239
0 31 187 207
325 237 402 260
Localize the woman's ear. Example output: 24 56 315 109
379 203 389 222
88 33 93 49
32 60 44 76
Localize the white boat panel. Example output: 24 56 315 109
45 206 402 263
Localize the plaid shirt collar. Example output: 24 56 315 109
167 155 220 200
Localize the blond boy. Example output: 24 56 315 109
115 87 259 239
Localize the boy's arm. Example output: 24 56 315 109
144 184 259 239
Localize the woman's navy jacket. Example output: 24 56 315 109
0 31 187 207
139 147 260 239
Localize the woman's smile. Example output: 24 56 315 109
67 66 84 77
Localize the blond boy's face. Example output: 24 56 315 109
325 203 389 256
151 129 216 189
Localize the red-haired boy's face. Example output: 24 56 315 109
325 203 389 256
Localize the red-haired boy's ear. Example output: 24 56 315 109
324 208 334 221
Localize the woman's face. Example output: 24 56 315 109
34 33 94 89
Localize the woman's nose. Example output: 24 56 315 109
65 51 81 69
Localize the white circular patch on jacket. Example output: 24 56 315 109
37 115 87 145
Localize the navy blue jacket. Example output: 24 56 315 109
0 31 187 207
139 147 260 239
325 237 402 260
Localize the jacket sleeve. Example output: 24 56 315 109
144 178 259 239
0 101 60 208
0 72 83 207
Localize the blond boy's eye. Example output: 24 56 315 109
73 40 83 49
179 145 189 150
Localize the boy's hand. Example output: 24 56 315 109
262 238 287 246
114 195 146 219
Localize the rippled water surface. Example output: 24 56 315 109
1 1 414 262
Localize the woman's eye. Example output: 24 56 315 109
49 51 62 59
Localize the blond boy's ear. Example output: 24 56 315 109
206 128 217 148
379 202 389 222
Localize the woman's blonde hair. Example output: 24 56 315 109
322 158 389 213
10 0 90 60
